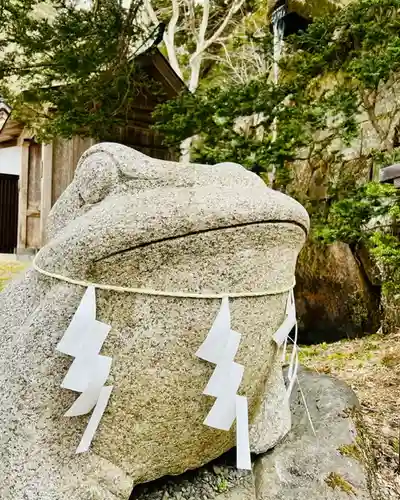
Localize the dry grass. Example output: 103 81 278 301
298 331 400 498
0 261 27 291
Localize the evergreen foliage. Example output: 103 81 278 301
154 0 400 295
155 0 400 179
0 0 154 140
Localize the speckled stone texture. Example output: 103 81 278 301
254 367 373 500
0 143 309 499
134 368 373 500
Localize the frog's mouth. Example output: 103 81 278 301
95 218 308 265
35 182 309 283
84 219 307 295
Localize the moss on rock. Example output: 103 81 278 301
268 0 351 20
325 472 356 494
338 443 363 462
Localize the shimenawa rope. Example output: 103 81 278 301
32 255 295 299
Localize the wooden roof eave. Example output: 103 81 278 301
135 48 186 99
0 119 25 145
0 48 186 146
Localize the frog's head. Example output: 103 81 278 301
35 143 309 288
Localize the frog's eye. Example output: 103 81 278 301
75 153 118 205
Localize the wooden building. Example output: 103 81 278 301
0 49 184 255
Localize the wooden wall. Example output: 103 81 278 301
17 129 176 252
18 141 42 251
51 136 95 205
17 136 95 252
111 123 176 160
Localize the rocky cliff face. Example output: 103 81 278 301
268 0 397 341
295 241 381 344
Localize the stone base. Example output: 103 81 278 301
254 367 373 500
133 368 374 500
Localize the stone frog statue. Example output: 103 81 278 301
0 143 309 500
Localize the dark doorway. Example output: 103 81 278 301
0 173 19 253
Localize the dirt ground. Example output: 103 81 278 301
298 331 400 498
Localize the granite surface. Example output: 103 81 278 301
134 367 373 500
249 355 291 454
0 143 309 499
255 367 373 500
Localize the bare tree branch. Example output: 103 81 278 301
187 0 209 91
145 0 249 160
143 0 159 25
198 0 210 48
163 0 182 80
189 0 245 64
186 0 198 42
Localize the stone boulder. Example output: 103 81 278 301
129 368 374 500
0 143 309 499
295 240 381 343
268 1 351 20
254 367 373 500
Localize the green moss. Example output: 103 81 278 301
215 477 229 493
381 352 400 368
298 334 381 370
287 0 341 20
338 443 362 461
297 342 330 361
325 472 355 494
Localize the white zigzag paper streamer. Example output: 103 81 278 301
57 286 113 453
196 297 251 470
273 290 299 399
